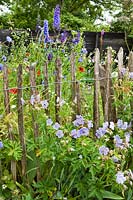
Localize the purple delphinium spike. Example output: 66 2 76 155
53 4 60 30
116 171 126 184
44 20 49 37
0 141 3 149
56 130 64 138
0 63 3 71
99 145 109 156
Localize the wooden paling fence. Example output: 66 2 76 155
2 47 133 181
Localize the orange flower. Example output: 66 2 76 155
37 70 41 76
78 66 85 72
9 88 18 94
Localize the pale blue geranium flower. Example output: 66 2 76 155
46 118 53 126
56 130 64 138
53 122 60 130
99 145 109 156
116 171 126 184
41 100 49 109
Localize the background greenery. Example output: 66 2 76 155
0 0 133 36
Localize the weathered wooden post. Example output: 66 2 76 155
70 51 77 120
93 48 100 133
128 51 133 129
104 47 117 122
75 81 81 115
29 63 41 181
17 64 26 177
55 57 62 123
117 47 124 116
3 65 16 181
43 61 49 115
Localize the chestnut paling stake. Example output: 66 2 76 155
93 48 100 133
55 57 62 123
3 65 16 181
128 51 133 130
17 64 26 177
44 61 49 115
29 64 41 181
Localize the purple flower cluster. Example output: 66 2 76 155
53 4 60 30
95 127 107 138
72 31 80 45
117 119 129 130
114 135 123 148
44 20 51 43
0 63 3 71
47 53 53 61
56 130 64 138
71 127 89 138
73 115 84 127
60 31 67 43
0 141 3 149
116 171 126 184
99 145 109 156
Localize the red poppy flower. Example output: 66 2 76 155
37 70 41 76
9 88 18 94
78 66 85 72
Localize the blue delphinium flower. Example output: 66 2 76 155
44 20 49 37
0 141 3 149
48 53 53 61
53 4 60 30
60 31 67 43
0 63 3 71
72 31 80 44
56 130 64 138
116 171 126 184
99 145 109 156
44 20 52 43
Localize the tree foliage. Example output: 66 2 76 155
0 0 122 30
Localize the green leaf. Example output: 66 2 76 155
102 191 124 199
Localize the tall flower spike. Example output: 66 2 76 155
44 20 49 37
53 4 60 30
